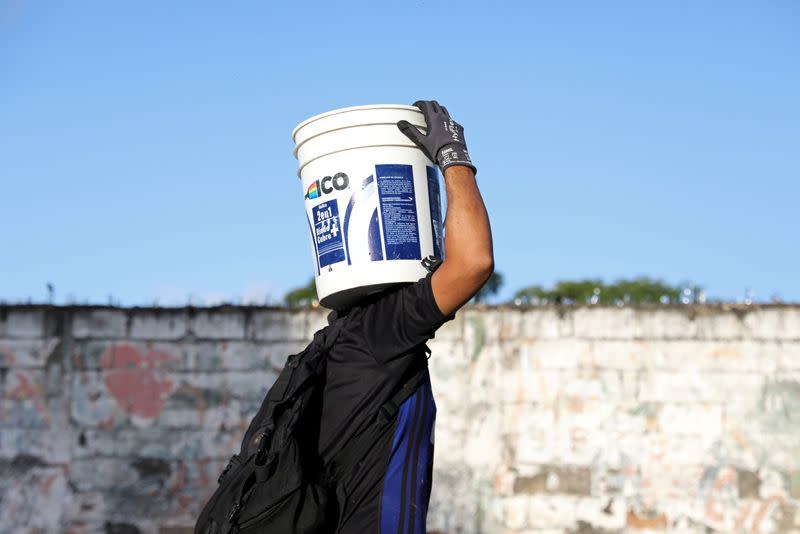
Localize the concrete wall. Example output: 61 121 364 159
1 305 799 534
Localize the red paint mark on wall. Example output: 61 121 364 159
7 371 42 400
0 345 16 366
5 370 49 422
40 472 59 493
100 344 175 418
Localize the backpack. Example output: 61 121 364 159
194 310 428 534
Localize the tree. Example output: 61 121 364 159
473 271 504 303
513 285 548 304
513 280 602 305
513 278 701 305
284 278 318 307
547 279 603 304
601 278 681 305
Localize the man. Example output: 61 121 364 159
318 100 494 533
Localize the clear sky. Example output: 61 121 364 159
1 1 798 305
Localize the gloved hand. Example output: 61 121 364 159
397 100 477 175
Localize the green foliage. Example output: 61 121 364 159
473 271 504 303
513 277 701 305
282 273 703 308
283 278 317 306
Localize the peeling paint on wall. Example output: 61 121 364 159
99 343 177 419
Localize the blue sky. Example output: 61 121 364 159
1 1 798 305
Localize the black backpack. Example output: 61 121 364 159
194 310 427 534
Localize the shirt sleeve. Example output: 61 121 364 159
356 271 456 363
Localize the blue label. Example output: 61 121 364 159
312 201 346 268
426 165 444 259
342 175 384 266
306 212 320 274
367 207 383 261
376 164 421 261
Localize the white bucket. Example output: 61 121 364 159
292 104 445 310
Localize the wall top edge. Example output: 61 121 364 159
0 303 798 313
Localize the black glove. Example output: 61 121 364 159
397 100 476 175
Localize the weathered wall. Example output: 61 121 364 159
1 305 799 533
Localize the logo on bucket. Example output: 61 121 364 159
305 172 350 200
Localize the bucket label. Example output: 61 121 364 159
376 164 421 261
306 212 320 275
342 175 384 266
426 165 444 259
312 200 346 268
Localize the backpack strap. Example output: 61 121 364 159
222 312 350 529
267 310 346 403
377 366 428 424
327 364 429 481
373 343 432 424
322 309 346 350
237 310 348 460
260 310 348 440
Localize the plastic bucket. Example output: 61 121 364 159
292 104 445 310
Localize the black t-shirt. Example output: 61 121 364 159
317 271 455 464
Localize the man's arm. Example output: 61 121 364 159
431 166 493 316
397 100 494 316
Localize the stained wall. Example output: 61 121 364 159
1 305 798 533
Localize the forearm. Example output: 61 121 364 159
429 165 494 314
396 100 494 314
441 166 494 270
